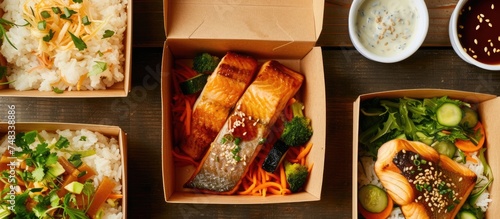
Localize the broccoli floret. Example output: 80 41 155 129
192 53 220 74
284 161 309 192
280 101 313 146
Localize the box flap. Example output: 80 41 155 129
358 89 497 104
163 0 324 59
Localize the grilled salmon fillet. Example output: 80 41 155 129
184 60 304 194
375 139 477 218
180 52 258 161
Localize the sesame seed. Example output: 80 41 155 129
485 47 488 52
459 25 464 29
476 25 480 30
473 54 477 59
486 19 490 23
474 39 478 44
479 17 483 23
488 51 491 56
489 23 493 27
480 13 485 18
492 4 495 9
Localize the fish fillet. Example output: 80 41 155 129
184 60 304 194
375 139 477 218
180 52 258 161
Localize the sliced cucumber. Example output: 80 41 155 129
460 107 479 128
436 103 462 127
358 184 388 213
457 210 478 219
180 74 209 94
262 140 289 173
416 131 433 145
433 140 457 158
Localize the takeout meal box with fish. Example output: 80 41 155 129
0 122 128 218
352 89 500 218
161 0 326 204
0 1 132 97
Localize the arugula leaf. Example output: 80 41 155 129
88 61 107 76
102 30 114 39
68 31 87 51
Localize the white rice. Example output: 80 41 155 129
358 150 492 218
0 129 124 218
0 0 127 91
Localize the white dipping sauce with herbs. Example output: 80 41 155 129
355 0 419 56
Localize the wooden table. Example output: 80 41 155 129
3 0 500 218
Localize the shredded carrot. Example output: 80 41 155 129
87 177 116 219
296 142 313 161
172 148 199 167
107 193 123 199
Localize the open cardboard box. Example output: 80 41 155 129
161 0 326 204
0 122 128 217
352 89 500 218
0 2 132 97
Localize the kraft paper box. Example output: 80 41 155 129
161 0 326 204
352 89 500 218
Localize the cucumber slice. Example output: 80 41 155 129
358 184 388 213
436 103 462 127
433 140 457 158
180 74 209 94
460 107 478 128
457 210 478 219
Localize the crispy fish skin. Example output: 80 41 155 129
185 60 304 194
375 139 477 219
180 52 258 161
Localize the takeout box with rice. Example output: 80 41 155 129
352 89 500 218
0 0 132 97
0 122 127 218
161 0 326 204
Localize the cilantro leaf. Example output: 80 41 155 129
102 30 114 39
23 130 38 145
32 167 45 182
88 61 107 76
68 31 87 51
46 153 58 166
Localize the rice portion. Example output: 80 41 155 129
0 129 124 218
0 0 127 91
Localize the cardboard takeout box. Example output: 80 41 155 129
161 0 326 204
0 2 132 97
0 122 128 217
352 89 500 218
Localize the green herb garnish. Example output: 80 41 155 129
82 16 91 25
88 61 107 76
61 7 77 19
40 11 51 18
38 20 46 30
102 30 114 39
52 7 61 14
52 86 64 94
68 31 87 51
43 29 55 42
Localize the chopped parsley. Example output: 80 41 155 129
102 30 114 39
68 31 87 51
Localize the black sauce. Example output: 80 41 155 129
457 0 500 64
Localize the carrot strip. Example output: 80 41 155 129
184 99 192 136
296 142 313 161
107 193 123 199
87 177 116 219
280 164 286 193
252 182 283 192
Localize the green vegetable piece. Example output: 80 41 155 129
262 140 289 173
0 206 11 218
436 103 462 127
47 161 65 178
460 107 479 128
82 15 91 25
416 131 433 145
284 161 308 192
73 0 83 3
433 140 457 158
358 184 388 213
180 73 209 94
88 61 107 76
102 30 115 39
457 210 478 219
61 7 76 19
52 7 61 14
55 136 70 149
52 86 64 94
68 154 83 168
0 66 6 78
192 52 220 74
280 101 313 146
64 181 85 194
32 166 45 182
43 29 55 42
40 11 51 18
37 20 46 30
68 31 87 51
